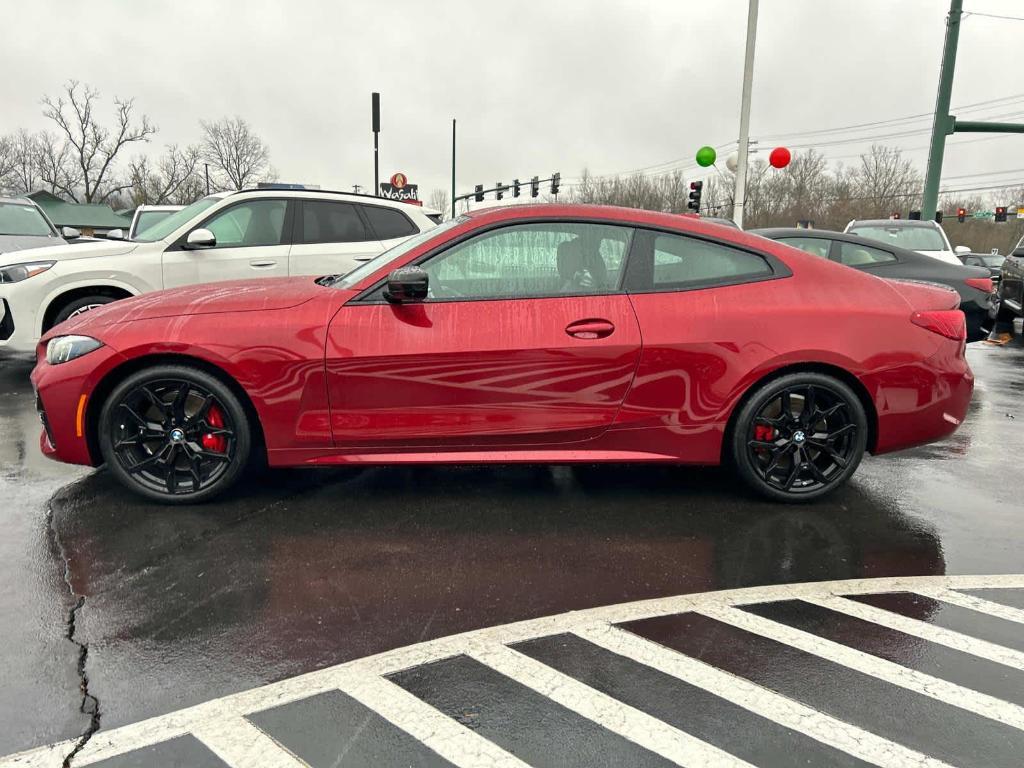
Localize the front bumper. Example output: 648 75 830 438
0 288 42 357
31 343 126 466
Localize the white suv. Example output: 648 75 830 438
843 219 966 265
0 189 435 355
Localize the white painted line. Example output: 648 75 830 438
469 642 752 768
923 588 1024 625
807 595 1024 670
333 673 530 768
193 718 305 768
697 605 1024 732
3 574 1024 768
576 624 954 768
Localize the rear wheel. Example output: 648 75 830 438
731 373 867 503
98 365 251 504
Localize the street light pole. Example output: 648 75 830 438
372 92 380 197
732 0 759 229
451 119 456 220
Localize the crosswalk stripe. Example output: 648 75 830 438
192 718 305 768
575 623 955 768
696 604 1024 732
923 588 1024 624
805 595 1024 670
333 671 530 768
469 643 752 767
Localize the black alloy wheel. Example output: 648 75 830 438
731 373 868 502
99 365 251 503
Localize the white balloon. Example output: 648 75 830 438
725 153 738 173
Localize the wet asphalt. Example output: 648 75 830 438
0 341 1022 758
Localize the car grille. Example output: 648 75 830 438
36 391 55 448
0 299 13 341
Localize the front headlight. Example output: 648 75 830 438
0 261 55 283
46 335 104 365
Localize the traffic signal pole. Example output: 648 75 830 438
922 0 1024 219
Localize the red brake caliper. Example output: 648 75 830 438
201 405 227 453
754 424 776 449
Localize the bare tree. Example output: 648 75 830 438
570 168 689 212
3 130 45 195
0 135 15 193
200 117 271 190
40 80 156 203
128 145 202 206
34 131 78 197
427 188 450 218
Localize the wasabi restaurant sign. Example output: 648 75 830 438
379 172 418 201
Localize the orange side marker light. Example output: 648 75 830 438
75 394 88 438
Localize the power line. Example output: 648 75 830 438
963 10 1024 21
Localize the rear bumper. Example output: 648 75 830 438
869 347 973 455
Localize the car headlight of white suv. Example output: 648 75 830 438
46 335 104 365
0 261 56 283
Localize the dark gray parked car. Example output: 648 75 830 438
753 227 998 343
0 197 68 255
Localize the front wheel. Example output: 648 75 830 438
98 365 251 504
730 373 868 503
51 294 117 328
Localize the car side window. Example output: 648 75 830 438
645 232 771 290
838 242 896 267
420 222 633 301
204 200 287 248
362 205 417 240
301 201 369 244
777 237 832 259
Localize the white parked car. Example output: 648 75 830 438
0 196 70 255
0 189 435 356
124 204 185 240
843 219 967 265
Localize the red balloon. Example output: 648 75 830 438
769 147 791 169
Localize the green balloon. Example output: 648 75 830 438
695 146 717 167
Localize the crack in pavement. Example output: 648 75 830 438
45 502 100 768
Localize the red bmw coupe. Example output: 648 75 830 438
31 204 973 504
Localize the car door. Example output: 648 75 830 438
1001 237 1024 313
325 220 642 448
162 198 292 288
287 199 384 276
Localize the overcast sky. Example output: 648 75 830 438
3 0 1022 206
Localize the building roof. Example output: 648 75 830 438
26 190 129 229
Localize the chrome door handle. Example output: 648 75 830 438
249 260 277 268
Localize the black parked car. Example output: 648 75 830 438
960 252 1005 285
753 228 998 343
999 235 1024 321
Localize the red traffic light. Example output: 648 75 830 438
957 207 967 223
995 206 1008 223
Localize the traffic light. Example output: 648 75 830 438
687 180 703 212
530 176 539 198
908 210 921 220
935 211 943 223
995 206 1008 223
957 207 967 223
550 172 560 196
513 179 521 198
474 184 484 202
496 182 504 201
890 212 901 220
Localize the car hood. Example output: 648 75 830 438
0 234 66 255
52 277 329 335
0 238 138 266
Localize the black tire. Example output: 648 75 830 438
98 365 252 504
51 294 117 328
730 372 868 503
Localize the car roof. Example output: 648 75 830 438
847 219 939 229
231 187 429 211
750 227 942 263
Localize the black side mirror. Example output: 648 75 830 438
384 266 429 303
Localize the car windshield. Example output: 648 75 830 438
133 210 176 238
847 225 946 251
332 216 464 288
979 254 1005 267
132 196 221 242
0 203 55 237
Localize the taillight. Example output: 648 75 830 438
965 277 993 293
911 310 966 341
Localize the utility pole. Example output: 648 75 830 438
372 92 380 196
922 0 1024 219
204 163 210 194
352 184 362 194
451 119 456 220
732 0 759 229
